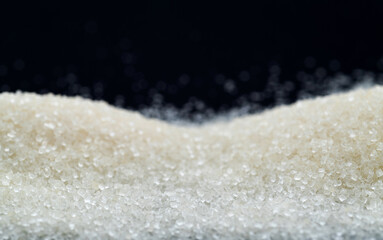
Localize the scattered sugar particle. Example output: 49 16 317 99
7 131 16 138
349 131 356 138
44 122 55 129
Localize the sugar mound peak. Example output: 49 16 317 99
1 87 383 239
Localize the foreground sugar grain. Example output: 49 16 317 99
1 87 383 239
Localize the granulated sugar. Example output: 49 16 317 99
1 86 383 239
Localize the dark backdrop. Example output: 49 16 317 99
1 2 383 113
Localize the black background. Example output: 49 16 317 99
1 2 383 115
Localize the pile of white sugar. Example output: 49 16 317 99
1 87 383 239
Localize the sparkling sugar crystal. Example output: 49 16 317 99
1 87 383 239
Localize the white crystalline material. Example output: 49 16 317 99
1 87 383 239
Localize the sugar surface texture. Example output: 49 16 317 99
1 87 383 239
